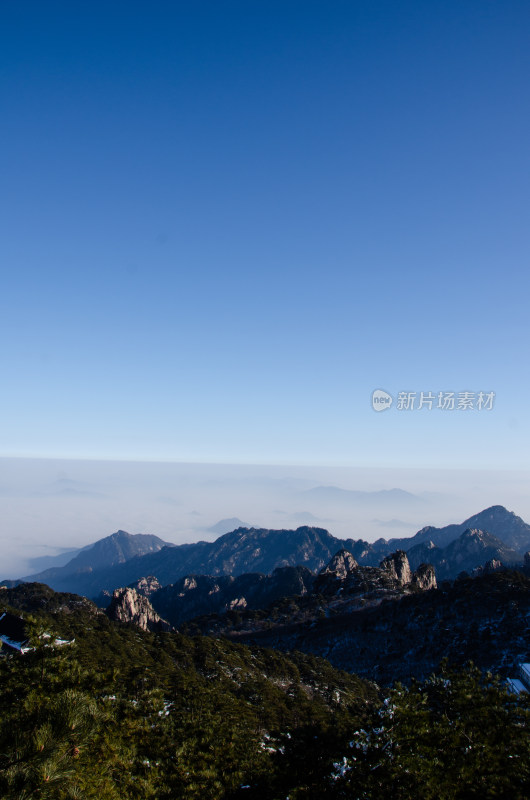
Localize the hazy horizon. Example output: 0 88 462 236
1 456 529 578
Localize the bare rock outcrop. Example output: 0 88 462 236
130 576 162 597
472 558 504 578
314 548 431 598
411 563 437 590
107 587 172 632
380 550 412 586
226 597 247 611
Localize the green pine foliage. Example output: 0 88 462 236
260 662 530 799
0 606 374 798
0 604 528 799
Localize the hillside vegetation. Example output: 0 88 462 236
0 586 529 798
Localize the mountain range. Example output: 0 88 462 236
8 526 347 597
2 505 530 692
12 530 170 593
2 506 528 600
372 505 530 554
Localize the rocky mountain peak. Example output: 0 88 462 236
320 549 359 580
458 528 500 551
106 587 172 632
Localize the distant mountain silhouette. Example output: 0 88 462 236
3 506 528 598
207 518 253 535
26 547 83 572
377 506 530 554
6 526 353 597
6 531 171 590
406 528 521 578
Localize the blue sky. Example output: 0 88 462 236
2 1 529 468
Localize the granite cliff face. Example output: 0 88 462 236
106 587 172 632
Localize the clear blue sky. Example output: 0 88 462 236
2 1 529 468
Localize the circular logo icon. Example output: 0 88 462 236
372 389 393 412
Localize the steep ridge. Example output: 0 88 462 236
168 550 436 631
